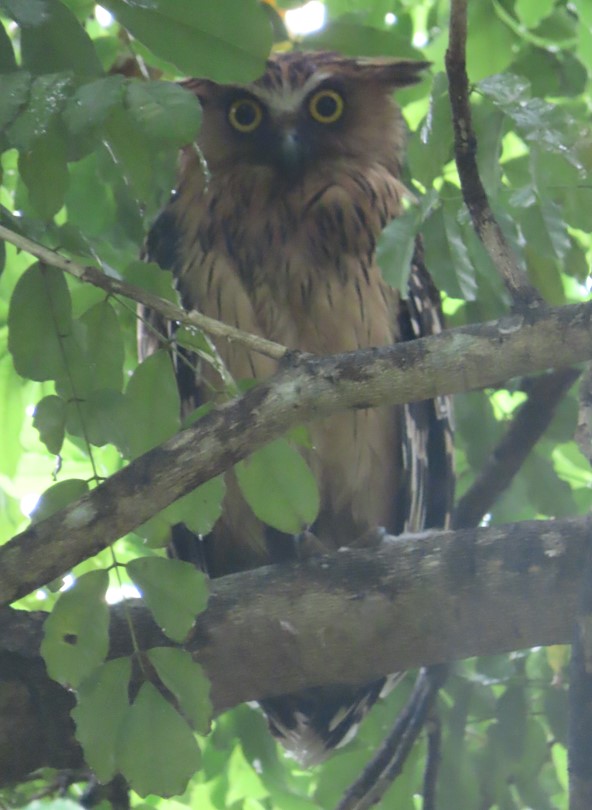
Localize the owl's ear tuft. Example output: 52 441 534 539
351 57 431 88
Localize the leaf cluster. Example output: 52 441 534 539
0 0 590 808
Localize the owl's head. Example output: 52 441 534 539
183 51 429 183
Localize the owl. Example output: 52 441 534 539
141 51 454 765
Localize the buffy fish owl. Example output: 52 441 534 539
142 50 454 765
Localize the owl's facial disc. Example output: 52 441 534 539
220 82 348 182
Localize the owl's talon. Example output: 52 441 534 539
346 526 389 550
295 530 331 560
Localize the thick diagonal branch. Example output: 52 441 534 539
454 367 581 529
1 300 592 606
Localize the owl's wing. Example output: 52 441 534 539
397 239 455 534
139 200 215 574
139 199 204 416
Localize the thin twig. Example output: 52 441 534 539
0 223 287 361
453 367 581 529
445 0 543 311
422 706 442 810
335 667 447 810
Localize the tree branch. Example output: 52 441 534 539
453 367 581 528
2 300 592 605
445 0 542 310
1 514 589 784
0 223 286 361
335 666 447 810
568 365 592 810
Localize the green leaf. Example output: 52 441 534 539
19 124 69 219
422 194 478 300
408 73 453 188
467 1 519 80
513 717 549 783
101 0 272 82
66 387 127 447
377 203 422 291
482 75 581 169
63 75 126 135
543 684 568 745
235 438 320 535
523 450 577 517
33 394 66 455
79 300 124 391
178 477 225 537
50 330 92 411
564 236 590 282
127 556 208 642
175 327 214 356
124 259 177 302
0 0 49 26
476 654 515 683
472 103 505 199
41 569 110 687
20 0 102 77
306 19 424 59
103 105 154 201
8 264 73 380
0 21 17 72
526 195 570 261
30 478 89 524
117 682 201 797
575 2 592 73
0 353 25 477
126 80 201 145
147 647 212 733
72 657 132 783
64 152 114 236
478 72 531 106
226 745 268 805
122 350 180 458
137 478 225 548
524 249 564 306
515 0 555 29
494 685 527 760
7 73 73 150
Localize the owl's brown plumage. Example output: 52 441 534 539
143 51 453 764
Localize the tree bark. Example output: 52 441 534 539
1 514 588 785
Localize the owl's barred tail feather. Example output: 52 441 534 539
261 674 405 766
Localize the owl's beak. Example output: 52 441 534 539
276 130 305 177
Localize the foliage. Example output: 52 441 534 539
0 0 590 808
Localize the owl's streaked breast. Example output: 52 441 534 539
168 151 408 549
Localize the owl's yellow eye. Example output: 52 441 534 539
308 89 344 124
228 98 263 133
